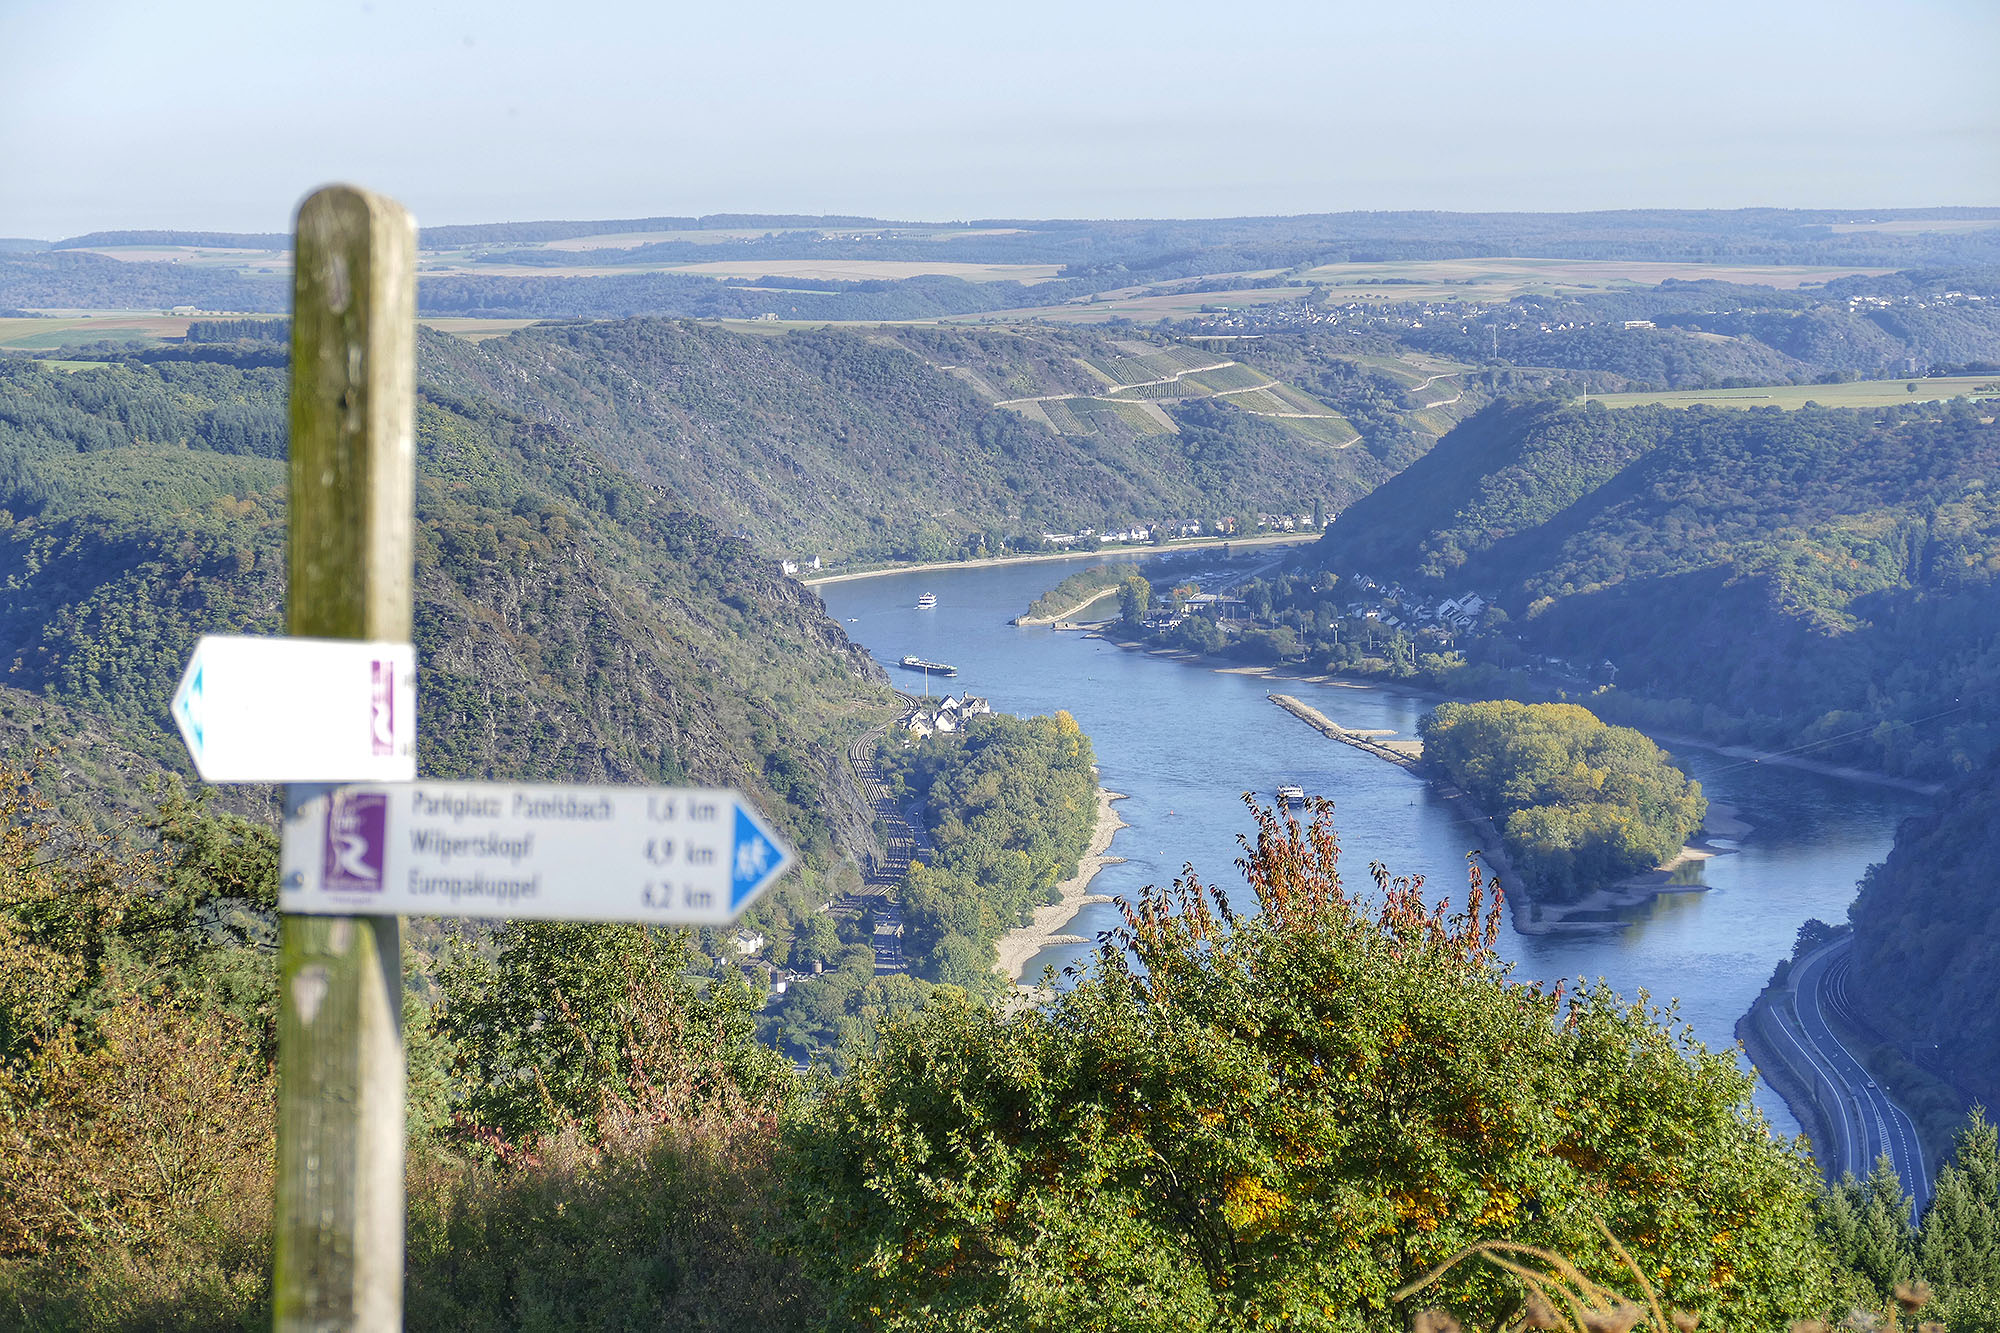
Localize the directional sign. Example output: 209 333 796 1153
279 782 794 924
172 636 416 783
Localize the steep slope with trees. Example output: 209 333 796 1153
0 351 894 882
1316 396 2000 777
417 320 1384 562
1844 761 2000 1114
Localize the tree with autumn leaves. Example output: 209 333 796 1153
784 796 1834 1331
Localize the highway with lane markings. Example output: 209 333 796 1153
1785 937 1930 1218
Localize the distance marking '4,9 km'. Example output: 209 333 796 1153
280 782 794 924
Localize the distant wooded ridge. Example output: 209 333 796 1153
30 205 2000 253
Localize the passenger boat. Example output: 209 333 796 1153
1276 783 1306 805
899 655 957 676
916 593 937 608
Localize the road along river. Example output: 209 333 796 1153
818 555 1928 1143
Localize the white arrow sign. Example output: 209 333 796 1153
280 782 794 924
172 636 417 783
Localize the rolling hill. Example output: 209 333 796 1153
1315 395 2000 778
415 319 1411 561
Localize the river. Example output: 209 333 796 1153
817 554 1928 1139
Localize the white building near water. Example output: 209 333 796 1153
1436 593 1487 630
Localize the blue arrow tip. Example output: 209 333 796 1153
731 807 781 909
178 663 203 750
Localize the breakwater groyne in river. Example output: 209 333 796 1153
1268 694 1422 768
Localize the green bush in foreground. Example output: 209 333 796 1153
782 797 1830 1331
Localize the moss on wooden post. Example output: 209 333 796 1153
274 184 416 1332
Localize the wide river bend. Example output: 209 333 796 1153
819 556 1926 1138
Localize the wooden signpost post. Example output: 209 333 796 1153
191 185 793 1330
276 184 416 1332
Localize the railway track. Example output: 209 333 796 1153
839 692 932 973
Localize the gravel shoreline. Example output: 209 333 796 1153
993 788 1128 984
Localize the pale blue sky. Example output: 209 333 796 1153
2 0 1995 237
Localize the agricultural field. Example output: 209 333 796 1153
415 317 547 341
539 227 826 250
1342 349 1472 390
415 257 1064 282
57 243 291 271
965 284 1307 325
668 259 1064 284
535 224 1028 252
1581 375 2000 411
1825 217 2000 235
40 228 1055 284
899 327 1361 446
1298 256 1891 301
1178 363 1270 393
1287 414 1365 447
0 313 223 349
0 311 541 349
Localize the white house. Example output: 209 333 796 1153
1437 593 1487 631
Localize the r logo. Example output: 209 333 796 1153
324 791 388 892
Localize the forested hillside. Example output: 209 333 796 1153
1845 760 2000 1112
1317 396 2000 777
0 353 896 884
418 320 1385 560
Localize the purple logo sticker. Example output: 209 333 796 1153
370 659 396 757
324 791 388 892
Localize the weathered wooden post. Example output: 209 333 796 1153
274 184 416 1331
161 181 792 1326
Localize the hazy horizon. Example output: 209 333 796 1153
4 0 1995 239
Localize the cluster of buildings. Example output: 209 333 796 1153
1037 513 1318 548
1039 525 1156 547
1341 575 1488 637
1144 590 1246 632
903 693 991 739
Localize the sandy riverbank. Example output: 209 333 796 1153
802 531 1319 588
994 788 1129 984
